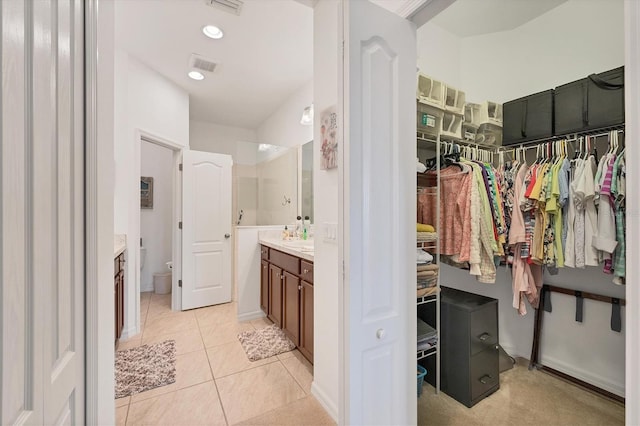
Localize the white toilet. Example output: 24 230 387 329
153 261 172 294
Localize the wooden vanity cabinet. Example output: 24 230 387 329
260 244 314 363
268 264 283 327
114 252 125 343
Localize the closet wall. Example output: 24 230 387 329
419 0 626 396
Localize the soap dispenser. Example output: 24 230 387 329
295 216 302 239
282 226 290 240
303 216 310 240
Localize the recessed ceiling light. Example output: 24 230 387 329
202 25 224 39
188 70 205 81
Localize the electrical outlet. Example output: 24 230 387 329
323 222 338 243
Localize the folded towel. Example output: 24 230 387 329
416 249 433 263
416 223 435 232
417 264 439 272
417 270 437 278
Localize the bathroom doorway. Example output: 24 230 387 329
135 131 184 335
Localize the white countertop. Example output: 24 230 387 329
114 234 126 257
259 237 314 262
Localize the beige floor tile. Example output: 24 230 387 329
131 350 213 403
142 329 204 355
206 341 277 379
200 321 254 349
194 302 237 328
280 350 314 394
236 395 335 426
116 405 129 426
141 311 197 338
249 317 273 330
115 396 130 408
116 338 142 352
216 362 306 425
276 349 297 361
146 294 173 319
126 381 227 426
140 291 153 302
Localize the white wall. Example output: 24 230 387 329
311 0 340 421
140 141 174 291
256 80 314 148
417 23 462 88
190 120 259 165
113 48 189 338
459 0 625 104
418 0 626 396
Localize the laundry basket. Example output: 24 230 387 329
417 364 427 397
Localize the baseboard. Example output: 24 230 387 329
539 355 625 397
237 310 266 322
310 382 338 422
120 325 140 341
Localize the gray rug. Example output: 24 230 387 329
238 325 295 361
115 340 176 398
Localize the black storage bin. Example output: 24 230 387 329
554 67 624 135
503 90 554 145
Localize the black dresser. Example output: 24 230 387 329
421 287 500 407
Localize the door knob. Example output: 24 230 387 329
224 233 231 238
376 329 386 340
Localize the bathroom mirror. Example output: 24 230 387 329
300 140 314 223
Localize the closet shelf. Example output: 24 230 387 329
417 346 437 361
417 294 438 305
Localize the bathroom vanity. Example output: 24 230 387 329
259 239 314 364
114 235 126 343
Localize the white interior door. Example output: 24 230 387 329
1 0 85 424
341 1 417 424
182 150 233 310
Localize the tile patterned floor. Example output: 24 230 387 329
115 292 335 426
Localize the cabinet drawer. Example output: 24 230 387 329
300 260 313 283
270 249 300 274
260 245 269 260
470 304 498 355
470 346 499 404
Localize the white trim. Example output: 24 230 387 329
624 0 640 423
237 310 266 322
337 2 348 424
85 0 115 424
310 382 339 422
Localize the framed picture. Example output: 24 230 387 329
320 106 338 170
140 176 154 209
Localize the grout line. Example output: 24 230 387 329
203 337 230 426
212 358 281 380
279 356 311 396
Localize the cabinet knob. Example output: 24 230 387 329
376 328 386 340
303 269 309 274
263 266 266 269
298 285 302 290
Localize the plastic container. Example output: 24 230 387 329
417 364 427 397
153 272 172 294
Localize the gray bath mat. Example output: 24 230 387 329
238 325 295 361
115 340 176 398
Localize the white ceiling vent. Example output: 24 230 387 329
204 0 243 16
189 54 220 74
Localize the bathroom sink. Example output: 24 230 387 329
282 240 314 251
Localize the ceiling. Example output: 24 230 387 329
431 0 567 37
115 0 313 129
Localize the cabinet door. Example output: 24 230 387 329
282 271 300 345
299 280 314 363
260 260 269 313
268 265 283 327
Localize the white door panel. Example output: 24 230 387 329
1 0 85 424
182 150 233 310
342 1 416 424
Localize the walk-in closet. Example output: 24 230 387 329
415 1 626 424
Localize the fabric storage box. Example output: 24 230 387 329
503 89 554 145
554 67 624 135
417 100 444 139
